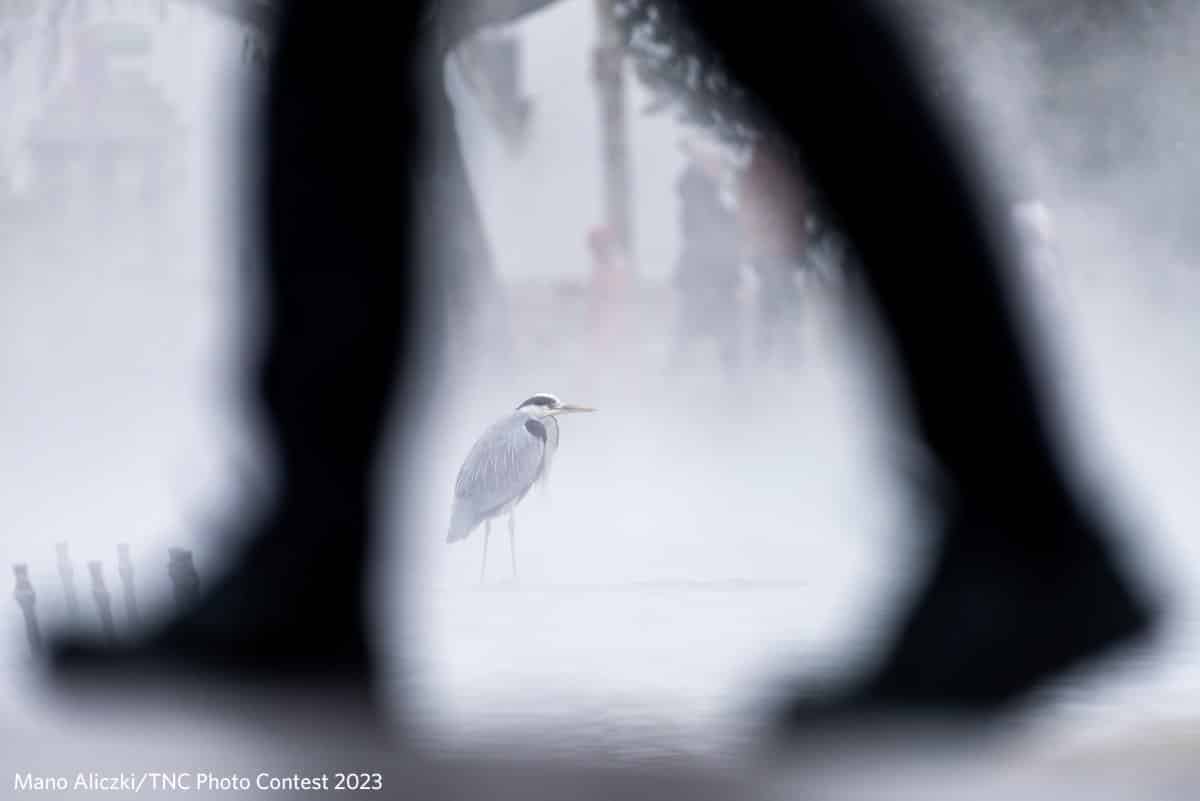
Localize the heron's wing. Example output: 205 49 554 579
454 414 546 521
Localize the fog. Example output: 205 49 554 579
3 0 1200 790
394 0 1200 768
0 3 261 651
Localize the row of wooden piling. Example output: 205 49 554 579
11 542 201 658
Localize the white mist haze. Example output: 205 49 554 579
2 0 1200 782
398 0 1200 763
1 4 260 657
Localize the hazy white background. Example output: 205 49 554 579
1 0 1199 776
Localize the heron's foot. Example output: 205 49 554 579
768 502 1159 742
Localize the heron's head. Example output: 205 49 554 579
516 393 596 418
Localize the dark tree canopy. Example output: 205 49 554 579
614 0 762 146
614 0 1185 164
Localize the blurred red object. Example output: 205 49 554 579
737 142 810 261
587 225 631 354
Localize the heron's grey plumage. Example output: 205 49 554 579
447 394 592 582
447 411 550 543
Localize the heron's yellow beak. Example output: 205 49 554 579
556 403 596 415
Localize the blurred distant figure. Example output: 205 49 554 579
738 141 809 368
669 138 743 373
587 224 633 363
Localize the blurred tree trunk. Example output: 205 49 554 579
593 0 635 276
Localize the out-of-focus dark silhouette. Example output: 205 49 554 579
678 0 1156 724
52 2 423 709
669 139 742 373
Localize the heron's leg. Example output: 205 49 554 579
479 520 490 584
508 510 518 580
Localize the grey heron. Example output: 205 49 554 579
447 393 595 581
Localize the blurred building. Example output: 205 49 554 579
25 13 183 224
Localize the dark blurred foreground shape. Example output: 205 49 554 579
676 1 1155 723
43 0 1159 795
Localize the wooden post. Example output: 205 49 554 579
116 543 140 629
592 0 635 276
12 564 42 657
87 561 117 645
167 547 200 609
56 541 81 624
